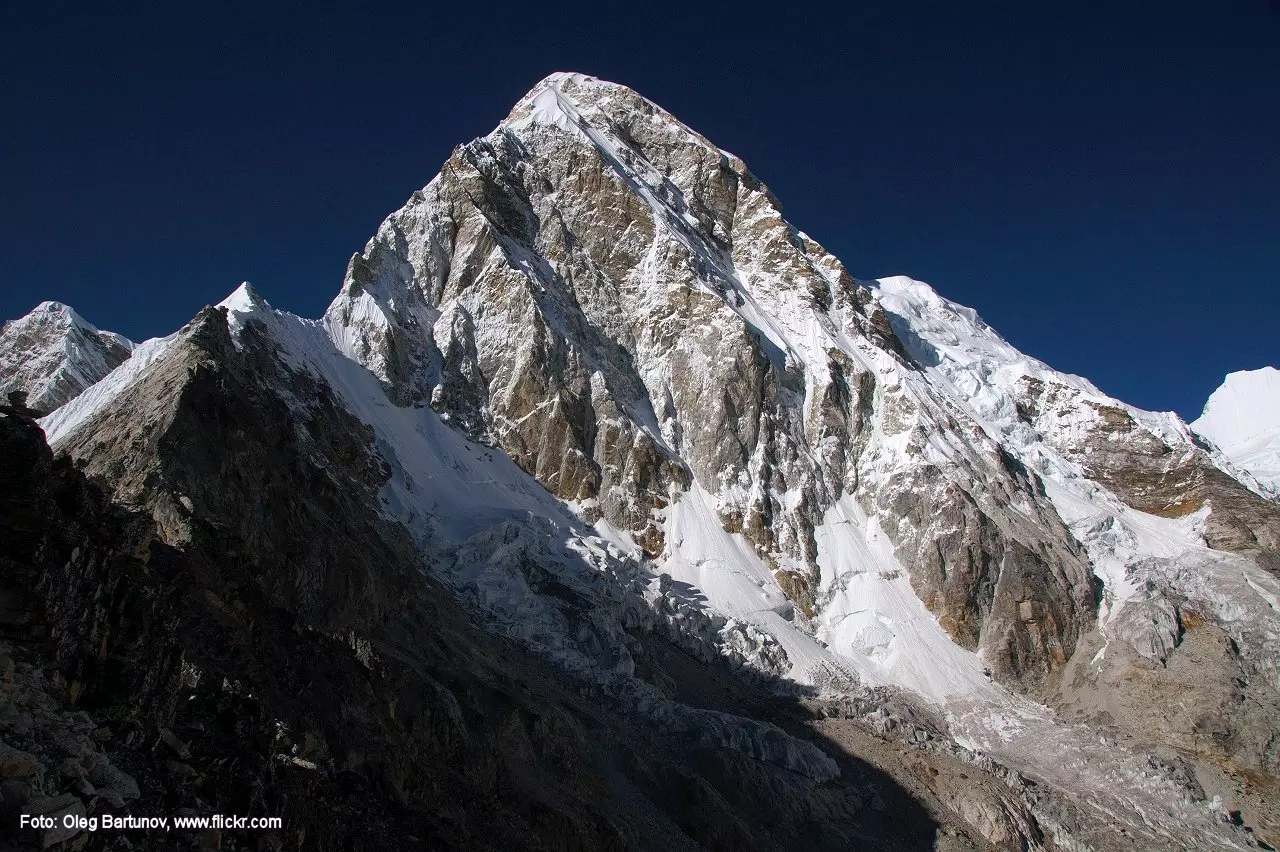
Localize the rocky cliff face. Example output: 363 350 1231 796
324 73 1098 696
874 275 1280 845
0 302 133 414
6 72 1280 850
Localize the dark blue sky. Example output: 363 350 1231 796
2 1 1277 419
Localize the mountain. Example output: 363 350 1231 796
0 301 133 413
5 72 1280 851
1193 367 1280 492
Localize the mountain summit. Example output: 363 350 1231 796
0 301 133 412
5 73 1280 850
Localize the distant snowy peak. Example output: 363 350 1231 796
1193 367 1280 491
870 275 1280 508
1194 367 1280 448
872 275 1102 395
0 300 134 413
871 275 1172 436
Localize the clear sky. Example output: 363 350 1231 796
2 1 1276 419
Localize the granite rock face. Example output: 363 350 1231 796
1053 553 1280 845
324 73 1098 695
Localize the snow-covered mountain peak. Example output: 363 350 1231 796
218 280 267 313
217 281 275 334
33 300 83 324
870 275 1277 502
509 72 667 122
873 275 1098 395
1194 366 1280 448
14 75 1280 849
500 70 731 166
872 275 1226 452
510 70 608 109
1193 366 1280 491
0 299 134 413
24 300 113 339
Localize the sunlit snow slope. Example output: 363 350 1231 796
1194 367 1280 491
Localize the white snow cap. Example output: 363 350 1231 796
505 71 725 155
24 301 109 338
1192 367 1280 491
1193 366 1280 450
218 281 268 313
30 301 133 349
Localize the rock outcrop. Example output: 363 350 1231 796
1012 378 1280 575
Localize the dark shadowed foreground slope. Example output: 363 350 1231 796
1 344 992 851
